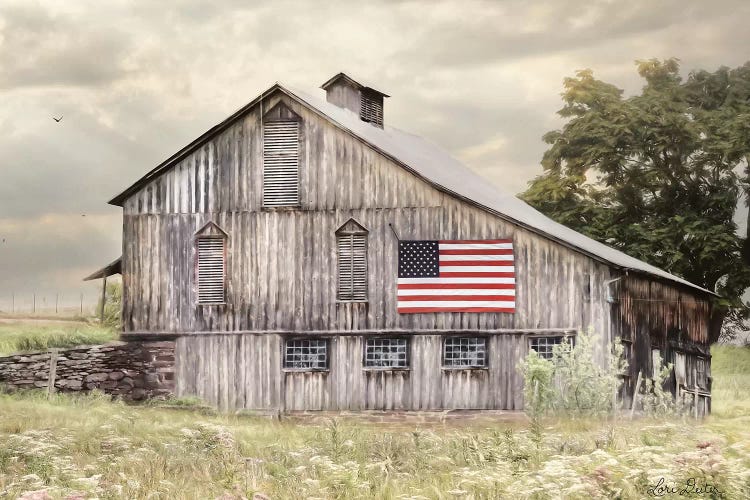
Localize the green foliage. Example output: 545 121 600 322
640 354 686 417
520 350 556 417
710 344 750 417
519 329 626 417
97 281 122 329
0 321 117 355
521 59 750 338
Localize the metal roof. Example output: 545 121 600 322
108 82 715 296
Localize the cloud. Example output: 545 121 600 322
0 3 136 90
1 0 749 304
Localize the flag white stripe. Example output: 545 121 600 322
398 300 516 308
397 289 516 296
438 243 513 250
398 277 516 284
439 265 514 273
439 254 514 261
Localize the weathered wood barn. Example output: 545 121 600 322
100 72 718 414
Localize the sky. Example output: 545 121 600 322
1 0 750 313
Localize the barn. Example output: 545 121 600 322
101 72 718 415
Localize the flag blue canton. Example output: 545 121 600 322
398 241 439 278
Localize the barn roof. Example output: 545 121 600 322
83 257 121 281
320 72 390 97
108 83 714 296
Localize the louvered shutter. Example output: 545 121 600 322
197 236 225 304
263 120 300 207
337 233 367 301
360 94 383 127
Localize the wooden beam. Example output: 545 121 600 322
100 275 107 324
122 327 579 340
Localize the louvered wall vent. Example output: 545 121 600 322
263 120 300 207
337 233 368 301
197 236 225 304
360 91 384 127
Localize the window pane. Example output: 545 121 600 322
443 337 487 367
365 338 409 368
529 336 572 360
284 339 328 370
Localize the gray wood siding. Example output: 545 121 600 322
175 334 526 411
121 91 613 338
122 208 612 335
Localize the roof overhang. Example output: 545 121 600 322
320 72 390 98
108 84 286 206
83 257 122 281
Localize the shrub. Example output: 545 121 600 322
639 353 686 417
97 281 122 329
518 329 627 417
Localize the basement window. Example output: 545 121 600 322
529 336 573 360
263 119 300 207
196 236 226 304
443 337 487 368
283 339 329 370
364 338 409 369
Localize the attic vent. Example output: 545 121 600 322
197 236 225 304
263 120 300 207
360 91 383 127
337 230 368 301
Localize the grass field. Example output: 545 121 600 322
1 345 749 499
0 320 117 356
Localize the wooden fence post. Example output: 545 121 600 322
47 348 59 398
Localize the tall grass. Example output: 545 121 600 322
0 346 748 498
0 322 117 355
710 344 750 418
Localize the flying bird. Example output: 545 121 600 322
52 115 63 122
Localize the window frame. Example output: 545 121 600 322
528 335 575 361
363 337 410 370
282 338 330 372
441 336 488 369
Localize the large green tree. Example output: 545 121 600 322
521 59 750 338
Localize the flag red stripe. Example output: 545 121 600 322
439 239 513 244
438 260 512 266
439 249 514 255
439 272 515 278
397 295 516 301
397 307 516 313
397 283 516 290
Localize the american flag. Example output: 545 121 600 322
397 239 515 313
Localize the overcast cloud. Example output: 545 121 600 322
1 0 749 311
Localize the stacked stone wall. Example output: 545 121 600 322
0 341 174 401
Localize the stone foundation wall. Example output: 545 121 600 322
0 340 175 401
